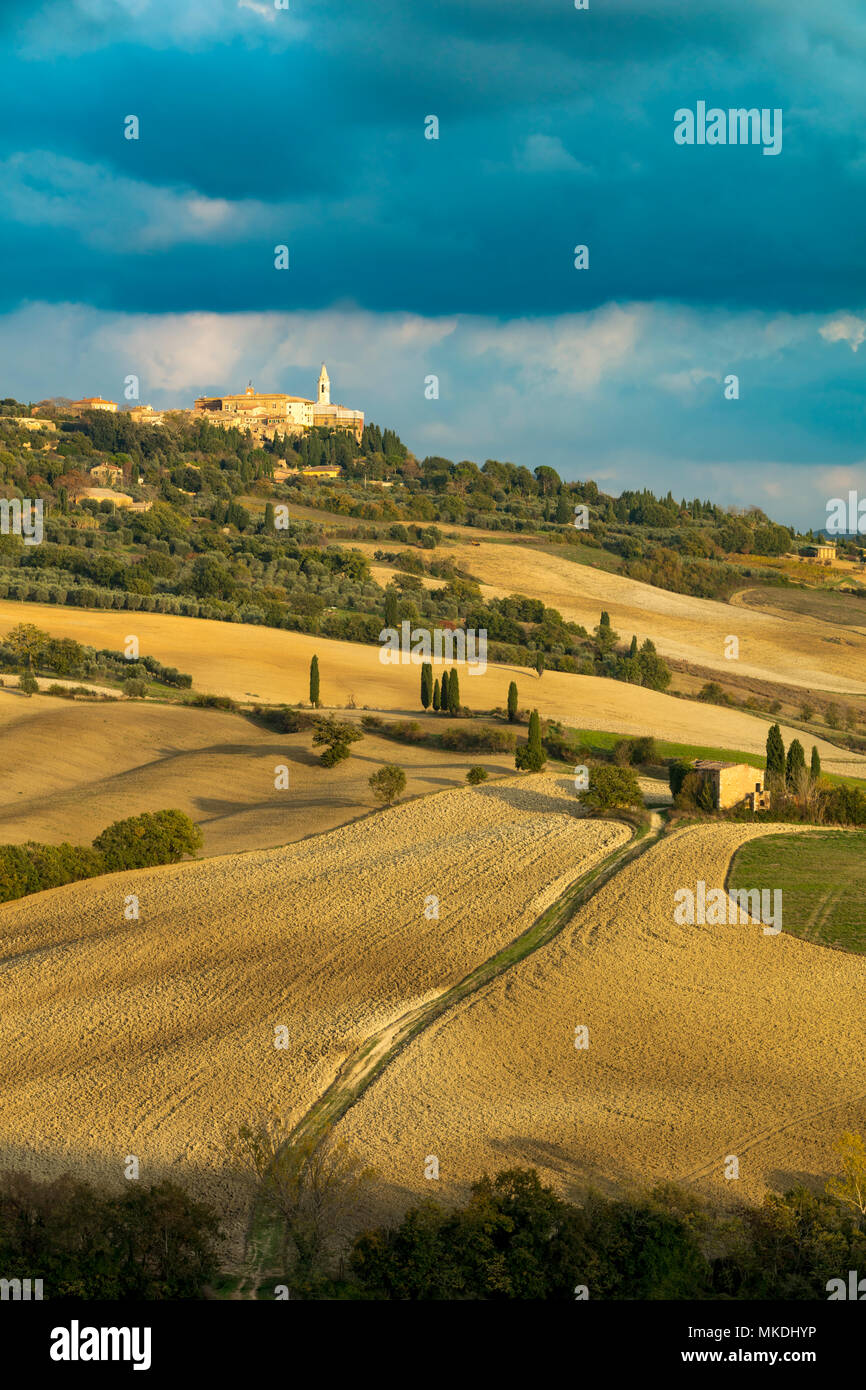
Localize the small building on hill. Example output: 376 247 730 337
802 543 836 562
692 760 769 811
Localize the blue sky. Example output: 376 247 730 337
1 0 865 525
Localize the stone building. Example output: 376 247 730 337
69 397 118 414
193 364 363 443
692 760 770 811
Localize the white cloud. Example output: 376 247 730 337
0 151 324 252
820 313 866 352
514 134 592 175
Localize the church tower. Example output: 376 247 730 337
317 363 330 405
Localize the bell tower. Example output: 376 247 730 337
317 362 330 405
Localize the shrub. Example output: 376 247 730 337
92 809 203 872
312 716 363 766
183 693 237 710
668 759 692 798
466 766 488 785
630 735 657 765
122 677 149 698
439 726 515 753
0 841 104 903
18 672 38 696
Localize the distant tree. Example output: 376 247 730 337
263 502 275 532
432 677 441 712
121 677 148 698
17 671 38 697
447 668 460 713
369 764 406 805
555 492 572 524
826 703 841 730
309 654 320 708
507 680 518 723
515 709 546 772
384 588 399 628
810 745 821 781
420 661 433 710
629 634 638 658
801 702 815 722
766 723 786 780
826 1132 866 1216
440 670 450 712
600 611 610 628
785 738 806 789
466 766 488 785
535 651 545 678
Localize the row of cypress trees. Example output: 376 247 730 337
766 722 820 787
420 662 461 714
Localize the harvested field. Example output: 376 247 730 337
0 602 862 779
0 775 628 1257
333 822 866 1229
0 692 520 857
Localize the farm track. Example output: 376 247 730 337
240 810 664 1290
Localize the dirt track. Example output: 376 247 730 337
333 821 866 1228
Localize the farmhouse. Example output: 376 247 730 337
802 543 836 563
692 760 769 811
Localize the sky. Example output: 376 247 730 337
1 0 865 527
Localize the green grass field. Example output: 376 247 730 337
727 829 866 953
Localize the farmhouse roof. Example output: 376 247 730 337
693 759 739 771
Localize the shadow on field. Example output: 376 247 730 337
472 777 580 816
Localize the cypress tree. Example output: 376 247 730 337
535 651 545 678
309 654 320 708
629 634 638 658
600 610 610 628
420 661 433 710
515 708 546 772
384 588 399 628
432 677 441 712
786 738 806 789
766 723 785 780
448 668 460 713
810 745 821 781
439 670 449 711
528 708 542 754
507 680 518 723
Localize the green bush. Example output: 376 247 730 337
0 841 104 903
92 809 203 872
466 766 488 785
582 764 643 811
440 725 515 753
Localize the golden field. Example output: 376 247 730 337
0 601 862 779
333 821 866 1228
0 775 627 1256
0 690 520 856
433 539 866 695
